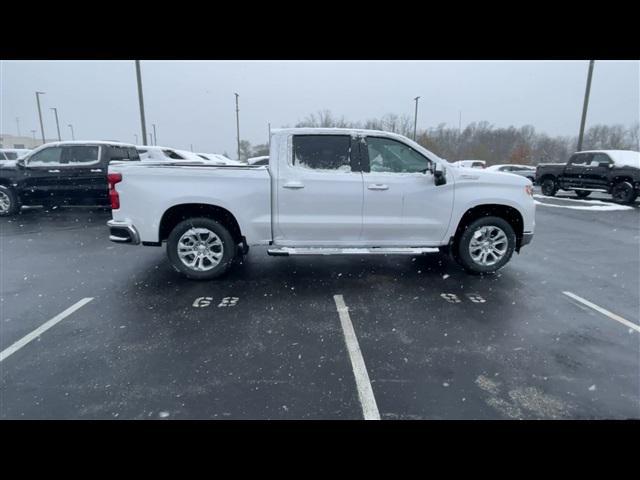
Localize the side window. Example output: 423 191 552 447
62 146 100 165
591 153 611 167
128 147 140 160
292 135 352 171
499 166 511 172
366 137 428 173
163 150 185 160
569 154 589 166
5 152 18 160
27 147 63 166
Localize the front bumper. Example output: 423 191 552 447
107 219 140 245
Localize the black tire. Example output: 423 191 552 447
166 217 237 280
611 181 636 204
575 190 591 199
541 178 557 197
0 185 20 217
456 216 517 275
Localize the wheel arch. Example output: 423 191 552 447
452 204 525 252
158 203 243 245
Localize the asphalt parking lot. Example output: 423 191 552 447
1 188 639 419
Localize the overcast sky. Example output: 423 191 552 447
1 60 638 157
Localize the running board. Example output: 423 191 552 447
267 247 440 256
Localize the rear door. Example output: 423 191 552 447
360 135 454 245
563 153 591 188
61 145 105 204
275 134 363 245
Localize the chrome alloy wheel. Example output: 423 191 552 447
468 225 508 266
0 190 10 213
177 227 224 271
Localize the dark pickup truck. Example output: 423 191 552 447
536 150 640 204
0 141 140 216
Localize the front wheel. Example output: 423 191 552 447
611 181 637 204
541 178 557 196
456 216 516 275
166 217 237 280
0 185 20 216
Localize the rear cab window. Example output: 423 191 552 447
62 145 100 165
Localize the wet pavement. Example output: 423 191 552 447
1 191 639 419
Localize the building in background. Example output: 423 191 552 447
0 134 56 149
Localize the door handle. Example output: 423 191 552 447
48 169 61 173
90 169 102 173
368 184 389 190
283 182 305 189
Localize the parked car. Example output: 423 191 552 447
486 164 536 183
0 148 31 161
136 146 210 164
197 153 243 165
451 160 486 169
107 128 535 278
0 141 139 216
536 150 640 203
247 155 269 166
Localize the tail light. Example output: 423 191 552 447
107 173 122 209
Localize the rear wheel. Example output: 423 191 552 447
166 217 236 280
541 178 557 196
456 216 516 275
575 190 591 199
611 181 636 204
0 185 20 216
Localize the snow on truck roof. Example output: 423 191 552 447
577 150 640 168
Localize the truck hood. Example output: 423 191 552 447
449 165 531 187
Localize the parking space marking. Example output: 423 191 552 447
0 297 94 362
333 294 380 420
563 291 639 333
441 293 462 304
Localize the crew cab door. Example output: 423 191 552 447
60 145 105 204
274 134 363 245
360 136 454 245
21 146 71 202
585 152 613 189
563 153 591 187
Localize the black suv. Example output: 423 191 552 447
0 141 140 216
536 150 640 204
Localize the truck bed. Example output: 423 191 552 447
108 162 273 245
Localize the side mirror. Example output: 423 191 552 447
434 163 446 186
16 158 26 169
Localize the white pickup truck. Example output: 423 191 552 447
107 128 535 279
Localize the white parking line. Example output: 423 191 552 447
562 291 639 333
0 297 94 362
333 294 380 420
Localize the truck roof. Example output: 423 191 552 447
576 150 639 168
38 140 136 148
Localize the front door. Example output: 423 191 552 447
22 146 71 203
360 135 454 246
275 134 363 245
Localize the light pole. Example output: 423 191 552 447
235 93 240 161
148 133 153 145
134 134 138 144
577 60 595 152
50 107 62 141
413 96 420 141
68 124 75 140
458 111 462 134
16 117 21 137
268 122 271 150
135 60 148 146
35 91 46 143
31 130 36 142
152 123 157 146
